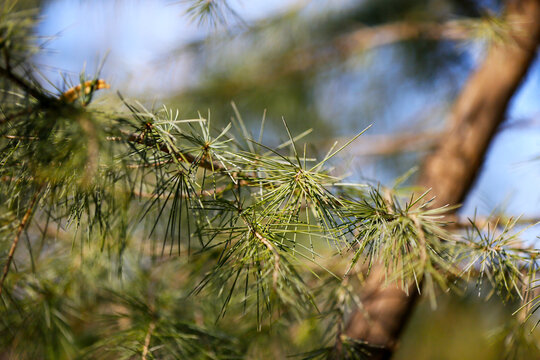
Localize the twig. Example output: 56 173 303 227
253 229 281 289
133 185 226 199
335 21 470 56
141 321 156 360
0 107 35 126
446 215 540 230
265 20 473 77
122 130 225 172
411 215 428 265
239 210 281 289
0 65 47 101
2 134 39 140
346 131 440 156
0 185 43 297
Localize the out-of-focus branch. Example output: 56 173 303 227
335 21 471 55
0 185 43 297
334 111 540 158
284 19 486 74
141 321 156 360
0 66 45 101
346 131 440 156
446 215 540 230
159 17 490 96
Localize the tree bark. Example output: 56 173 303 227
345 0 540 358
419 0 540 208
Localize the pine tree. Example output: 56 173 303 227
1 1 540 359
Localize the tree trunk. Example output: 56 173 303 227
419 0 540 208
345 0 540 358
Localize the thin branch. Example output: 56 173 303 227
0 65 47 101
122 130 225 172
0 107 35 126
2 134 39 140
253 230 281 290
141 321 156 360
132 184 230 199
346 132 440 156
241 212 281 290
335 21 470 56
0 185 43 297
270 20 475 76
447 215 540 230
411 215 427 265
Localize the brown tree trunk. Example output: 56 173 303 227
420 0 540 208
345 0 540 358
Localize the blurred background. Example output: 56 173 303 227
20 0 540 358
33 0 540 217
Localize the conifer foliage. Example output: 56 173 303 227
0 1 539 359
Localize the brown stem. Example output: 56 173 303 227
122 130 225 172
334 20 472 57
0 107 34 126
253 230 281 289
141 321 156 360
0 185 43 297
241 212 281 290
446 214 540 230
0 66 46 101
347 131 441 157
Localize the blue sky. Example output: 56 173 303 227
35 0 295 88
